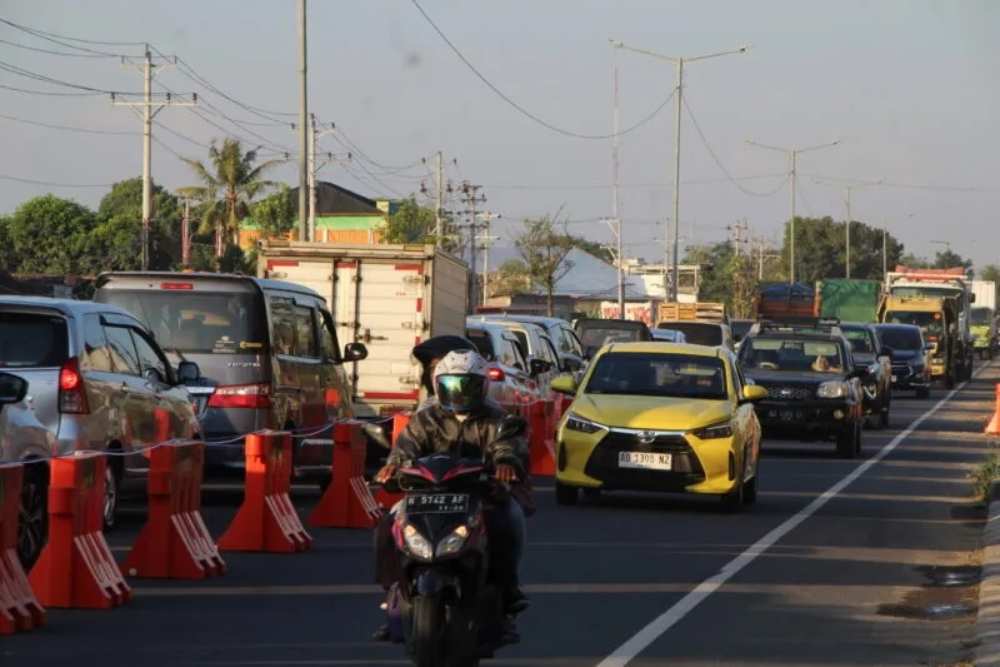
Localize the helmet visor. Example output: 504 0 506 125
435 374 486 412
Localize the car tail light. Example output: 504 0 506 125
58 357 89 414
487 367 505 382
207 383 272 409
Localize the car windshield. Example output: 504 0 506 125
877 327 922 351
658 322 722 346
578 325 646 349
585 352 728 400
0 312 69 368
742 337 845 374
100 290 265 354
972 308 992 325
884 311 944 337
841 328 875 354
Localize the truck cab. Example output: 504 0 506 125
879 295 965 388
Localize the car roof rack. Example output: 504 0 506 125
749 317 843 337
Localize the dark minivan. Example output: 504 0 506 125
95 272 367 481
573 318 652 359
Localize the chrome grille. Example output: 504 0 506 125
760 384 813 400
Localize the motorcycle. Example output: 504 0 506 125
384 450 513 667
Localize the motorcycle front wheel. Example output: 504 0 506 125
412 594 445 667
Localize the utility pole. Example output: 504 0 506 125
610 44 625 318
113 47 195 270
727 219 749 257
181 198 191 268
459 182 485 310
297 0 309 242
746 139 840 283
434 152 444 244
882 225 887 279
611 40 748 301
476 211 500 304
307 115 338 241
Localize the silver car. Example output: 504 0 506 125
0 297 200 565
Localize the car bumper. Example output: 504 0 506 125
755 400 857 436
555 427 744 496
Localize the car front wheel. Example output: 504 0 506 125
103 461 121 531
18 461 48 568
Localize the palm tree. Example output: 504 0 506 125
179 138 281 256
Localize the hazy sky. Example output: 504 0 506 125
1 0 998 268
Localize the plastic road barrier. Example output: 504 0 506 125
29 452 131 609
309 422 380 528
217 432 312 553
0 462 45 634
123 441 225 579
529 399 556 476
987 384 1000 436
373 413 411 511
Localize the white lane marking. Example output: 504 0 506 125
596 364 991 667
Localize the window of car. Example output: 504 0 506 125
876 327 922 351
103 324 141 376
0 311 69 369
499 335 523 370
294 305 318 358
586 352 728 400
742 336 846 374
131 328 171 385
466 328 495 360
842 328 875 354
81 314 113 372
510 330 530 360
659 322 723 347
541 336 560 368
270 297 315 357
318 310 340 361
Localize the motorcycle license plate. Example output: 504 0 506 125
618 451 672 471
406 493 470 514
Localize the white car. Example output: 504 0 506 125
469 317 561 396
464 320 542 410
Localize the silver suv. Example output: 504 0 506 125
0 297 200 566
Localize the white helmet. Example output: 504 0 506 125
433 350 489 413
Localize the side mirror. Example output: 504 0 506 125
741 385 768 403
529 358 553 377
0 373 28 406
177 361 201 383
550 373 579 395
344 342 368 362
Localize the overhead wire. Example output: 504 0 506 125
0 174 113 188
0 36 118 58
0 18 135 57
409 0 674 140
0 111 137 135
682 94 790 198
0 58 141 94
0 82 104 96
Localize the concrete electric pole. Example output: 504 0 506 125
611 40 748 301
113 47 195 270
297 0 309 242
746 139 840 283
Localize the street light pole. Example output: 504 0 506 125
746 139 840 283
611 40 748 301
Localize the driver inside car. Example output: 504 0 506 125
372 350 533 642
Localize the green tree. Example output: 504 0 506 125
488 259 531 298
383 196 457 252
249 185 296 238
4 195 101 275
0 215 13 273
933 248 972 270
515 216 574 316
568 235 614 264
180 138 280 257
93 178 181 270
782 216 904 282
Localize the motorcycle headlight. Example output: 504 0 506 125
565 411 604 434
435 524 470 558
403 524 433 561
692 421 733 440
817 381 849 399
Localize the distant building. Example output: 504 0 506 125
239 182 394 249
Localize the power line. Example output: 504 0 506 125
802 172 1000 194
0 58 141 94
483 173 787 191
170 53 296 124
409 0 675 140
0 18 134 57
154 119 211 148
332 127 425 172
0 82 103 96
0 174 112 188
683 94 789 198
0 36 117 58
0 111 137 135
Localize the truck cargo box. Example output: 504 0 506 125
754 282 818 320
817 279 881 323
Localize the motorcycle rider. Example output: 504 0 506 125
373 350 532 639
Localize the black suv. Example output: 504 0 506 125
874 323 932 399
738 322 867 458
839 323 893 429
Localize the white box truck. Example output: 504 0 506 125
257 240 469 416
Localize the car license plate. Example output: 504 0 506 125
779 409 798 422
406 493 469 515
618 451 672 471
891 375 898 382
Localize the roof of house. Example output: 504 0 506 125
544 248 655 299
289 181 382 215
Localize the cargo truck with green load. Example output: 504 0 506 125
971 280 996 359
817 279 881 323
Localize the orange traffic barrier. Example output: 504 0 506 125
309 422 379 528
29 452 131 609
122 441 225 579
987 384 1000 435
217 432 312 553
0 463 45 634
153 407 172 447
529 399 556 476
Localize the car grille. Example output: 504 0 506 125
583 431 705 492
891 363 912 379
758 384 814 400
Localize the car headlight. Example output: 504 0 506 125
435 524 470 557
816 381 849 399
403 524 433 560
692 421 733 440
565 411 605 434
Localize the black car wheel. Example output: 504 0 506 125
18 462 48 569
103 461 121 531
743 470 758 505
555 481 579 506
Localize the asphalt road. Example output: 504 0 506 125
4 361 997 667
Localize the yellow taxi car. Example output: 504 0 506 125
551 342 767 510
